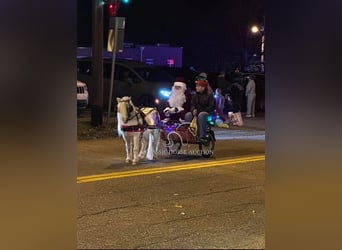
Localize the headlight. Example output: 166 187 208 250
159 89 171 99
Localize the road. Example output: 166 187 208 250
77 118 265 249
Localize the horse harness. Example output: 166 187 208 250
138 107 160 130
120 101 158 132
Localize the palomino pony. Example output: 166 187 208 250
117 97 161 165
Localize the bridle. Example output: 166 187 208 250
119 99 140 124
138 107 161 129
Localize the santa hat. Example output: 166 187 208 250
196 79 208 88
175 76 185 82
173 81 186 89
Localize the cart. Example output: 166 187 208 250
160 120 216 158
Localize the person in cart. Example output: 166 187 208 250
163 80 192 122
184 78 215 144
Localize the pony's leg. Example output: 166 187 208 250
132 132 140 165
122 133 131 163
146 129 160 160
153 129 161 160
146 131 154 161
153 129 161 159
138 130 148 160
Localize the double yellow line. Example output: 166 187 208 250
77 155 265 184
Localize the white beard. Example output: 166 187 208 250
168 88 186 108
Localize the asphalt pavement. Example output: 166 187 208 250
77 112 265 248
77 111 265 174
77 112 265 174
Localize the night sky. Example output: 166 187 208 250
77 0 265 72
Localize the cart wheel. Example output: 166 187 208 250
199 134 215 158
166 140 182 154
166 133 182 154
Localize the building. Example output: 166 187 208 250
77 43 183 68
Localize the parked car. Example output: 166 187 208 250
77 58 174 111
77 80 89 112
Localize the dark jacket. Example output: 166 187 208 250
190 91 215 114
227 82 244 112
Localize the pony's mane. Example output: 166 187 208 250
121 96 131 102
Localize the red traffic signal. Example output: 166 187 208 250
108 3 119 16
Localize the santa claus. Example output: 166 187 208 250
163 81 191 121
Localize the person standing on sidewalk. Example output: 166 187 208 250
245 75 256 118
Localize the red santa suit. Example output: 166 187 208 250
163 81 191 121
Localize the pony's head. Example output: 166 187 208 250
138 107 161 127
117 96 135 124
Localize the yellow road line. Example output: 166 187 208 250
77 155 265 184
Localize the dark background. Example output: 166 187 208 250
77 0 265 72
2 1 342 250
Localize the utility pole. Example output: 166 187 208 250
106 0 126 123
91 0 104 126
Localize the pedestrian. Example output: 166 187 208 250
163 80 192 122
214 88 227 122
222 93 244 126
216 70 229 95
227 66 242 83
245 74 256 117
184 78 215 143
227 81 244 112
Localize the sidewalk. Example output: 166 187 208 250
215 112 265 131
239 112 265 130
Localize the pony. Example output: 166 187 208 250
116 97 161 165
117 97 143 165
137 107 161 161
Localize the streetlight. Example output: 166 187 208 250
251 25 265 72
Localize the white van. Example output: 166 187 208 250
77 80 89 111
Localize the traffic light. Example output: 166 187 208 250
108 0 120 17
106 0 130 16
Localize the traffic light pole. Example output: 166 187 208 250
91 0 104 126
106 19 119 123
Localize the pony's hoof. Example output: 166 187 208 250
132 161 137 165
147 155 158 161
125 159 131 163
